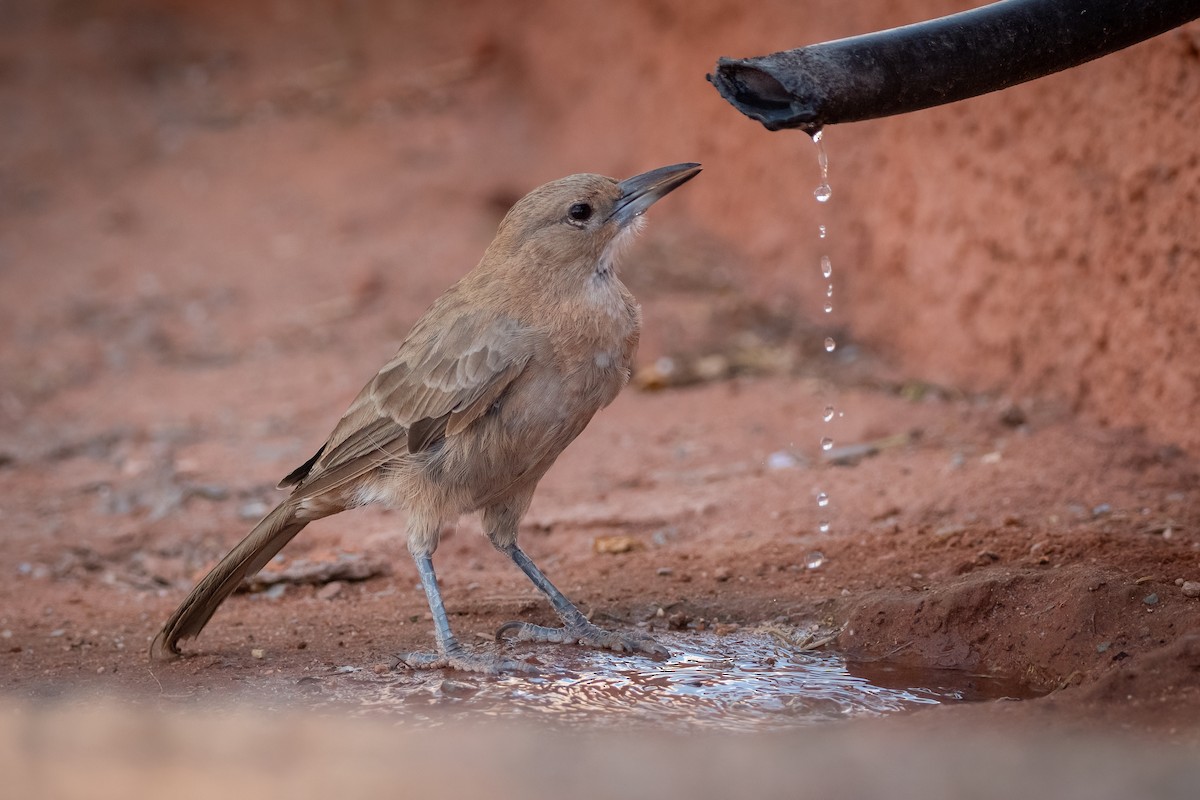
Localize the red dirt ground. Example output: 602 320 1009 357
3 0 1200 753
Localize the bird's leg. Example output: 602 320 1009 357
495 543 669 658
394 553 533 674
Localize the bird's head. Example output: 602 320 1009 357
482 163 701 287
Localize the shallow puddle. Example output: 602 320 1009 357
305 632 1031 732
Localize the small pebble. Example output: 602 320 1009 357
650 528 677 547
766 451 798 470
262 584 287 600
1182 581 1200 598
317 581 344 601
656 567 673 577
1176 578 1185 586
593 535 638 555
713 566 732 582
1143 593 1159 606
251 648 265 659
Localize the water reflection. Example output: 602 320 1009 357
302 633 1023 732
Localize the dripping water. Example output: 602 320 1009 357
812 129 837 541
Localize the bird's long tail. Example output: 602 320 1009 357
151 500 309 660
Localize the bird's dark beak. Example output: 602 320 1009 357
611 162 701 226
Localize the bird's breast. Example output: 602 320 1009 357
583 270 639 322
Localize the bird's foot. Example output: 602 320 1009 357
392 646 535 675
495 620 670 658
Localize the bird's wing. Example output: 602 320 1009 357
287 309 534 498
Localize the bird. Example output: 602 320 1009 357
151 162 701 672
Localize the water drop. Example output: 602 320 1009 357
823 302 833 314
820 437 833 451
818 224 827 239
816 492 829 508
823 406 835 423
824 337 836 353
806 551 826 568
820 255 832 279
811 129 831 202
826 283 834 298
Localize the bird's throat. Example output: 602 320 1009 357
597 216 646 278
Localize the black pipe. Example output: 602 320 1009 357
708 0 1200 133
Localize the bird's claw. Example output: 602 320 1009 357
496 620 670 659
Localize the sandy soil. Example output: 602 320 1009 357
3 0 1200 751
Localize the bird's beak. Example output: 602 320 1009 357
611 162 701 226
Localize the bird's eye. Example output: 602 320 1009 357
567 202 593 222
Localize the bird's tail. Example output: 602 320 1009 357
151 500 309 660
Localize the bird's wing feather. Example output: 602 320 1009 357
288 309 533 498
368 310 532 438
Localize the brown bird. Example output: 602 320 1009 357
151 162 701 672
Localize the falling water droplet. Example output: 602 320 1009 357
823 406 835 423
826 283 834 298
816 492 829 508
818 224 827 239
820 255 832 279
823 302 833 314
812 129 831 204
824 337 836 353
806 550 826 568
820 437 833 451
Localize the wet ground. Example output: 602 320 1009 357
258 632 1037 730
